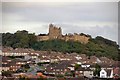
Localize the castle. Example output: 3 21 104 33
37 24 90 44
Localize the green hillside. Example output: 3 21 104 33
2 30 120 60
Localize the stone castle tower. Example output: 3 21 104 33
49 24 62 39
37 24 90 44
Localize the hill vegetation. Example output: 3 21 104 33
2 30 120 60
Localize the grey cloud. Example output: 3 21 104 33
2 2 118 43
2 2 118 23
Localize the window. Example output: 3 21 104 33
102 72 104 74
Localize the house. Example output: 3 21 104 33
50 57 59 63
89 56 101 64
2 56 27 72
90 63 114 78
100 57 114 64
106 69 113 78
2 56 11 71
75 56 82 60
24 54 31 60
40 57 50 63
2 63 10 71
57 55 70 61
68 65 75 71
44 60 73 76
28 53 38 59
2 47 29 56
75 67 93 78
35 58 41 63
90 62 113 72
83 69 93 78
27 64 44 75
81 64 90 68
9 58 26 71
100 69 107 78
100 69 113 78
113 67 120 79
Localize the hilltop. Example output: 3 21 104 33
2 24 120 61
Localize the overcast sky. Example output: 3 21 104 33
1 2 118 43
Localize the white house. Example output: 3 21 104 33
84 70 93 78
81 64 90 68
110 69 113 78
68 65 75 71
100 69 107 78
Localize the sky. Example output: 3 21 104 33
1 1 119 43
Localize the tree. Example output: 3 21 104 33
75 64 80 70
21 64 30 72
2 70 13 77
22 64 30 69
37 77 47 80
56 74 64 78
93 63 101 77
65 72 72 77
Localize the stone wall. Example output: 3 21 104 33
64 33 90 44
37 35 49 41
73 33 90 44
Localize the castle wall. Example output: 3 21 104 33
37 24 90 44
74 34 90 44
64 34 90 44
64 34 74 41
37 36 49 41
